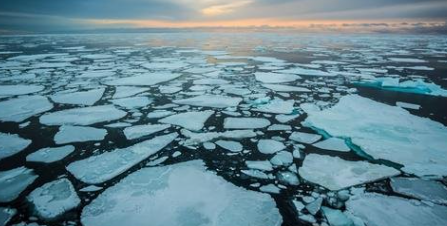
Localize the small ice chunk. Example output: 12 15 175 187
270 151 293 166
203 142 216 150
81 160 282 226
0 96 53 122
40 105 126 126
80 185 103 192
26 145 75 163
67 133 178 184
312 138 350 152
254 98 295 114
181 129 256 146
246 160 274 171
267 124 292 131
50 88 105 106
54 125 107 144
0 207 16 226
0 167 38 202
147 110 174 119
224 117 271 129
306 197 323 215
159 111 213 131
241 169 270 179
390 177 447 205
27 178 80 220
321 207 354 226
259 184 281 194
124 124 170 140
389 58 427 63
255 72 301 83
396 101 420 110
257 139 285 154
174 95 242 108
299 154 400 191
0 133 31 161
277 171 300 186
0 85 44 96
111 96 152 109
275 114 299 123
216 140 243 152
289 132 322 144
275 67 335 77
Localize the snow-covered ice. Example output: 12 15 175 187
40 105 126 126
81 160 282 226
312 137 350 152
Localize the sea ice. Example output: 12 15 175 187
390 177 447 205
123 124 170 140
356 78 447 97
312 137 350 152
275 68 335 77
54 125 107 144
253 98 295 114
113 86 149 99
304 95 447 177
26 145 75 163
80 160 282 226
388 58 427 63
257 139 286 154
50 88 105 106
299 154 400 191
0 167 38 203
224 117 271 129
159 111 213 131
215 140 243 152
111 96 152 109
0 133 31 161
346 192 447 226
181 129 256 146
40 105 126 126
27 178 80 220
174 95 242 108
262 84 311 92
270 151 294 166
67 133 178 184
0 85 44 96
289 132 322 144
396 101 420 110
0 95 53 122
0 207 16 226
255 72 301 83
321 207 354 226
106 73 181 86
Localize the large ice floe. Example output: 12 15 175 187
173 95 242 108
159 111 213 131
0 133 31 160
299 154 400 190
0 96 53 122
40 105 126 126
346 192 447 226
0 167 38 203
54 125 107 144
27 178 80 220
67 133 178 184
304 95 447 177
390 177 447 205
81 160 282 226
50 88 105 105
26 145 75 163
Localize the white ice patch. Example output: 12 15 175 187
40 105 126 126
27 178 80 220
26 145 75 163
304 95 447 177
106 73 181 86
257 139 286 154
0 85 44 96
255 72 301 83
0 167 38 202
224 117 271 129
124 124 170 140
67 133 178 184
174 95 242 108
159 111 213 131
357 78 447 97
299 154 400 191
215 140 243 152
0 95 53 122
50 88 105 106
81 160 282 226
289 132 322 144
389 58 427 63
346 192 447 226
312 137 350 152
54 125 107 144
0 133 31 160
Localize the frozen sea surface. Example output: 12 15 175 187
0 33 446 226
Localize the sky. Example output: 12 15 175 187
0 0 446 33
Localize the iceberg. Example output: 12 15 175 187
40 105 126 126
81 160 282 226
26 145 75 163
123 124 170 140
224 117 271 129
299 154 400 190
54 125 107 144
159 111 213 131
0 95 53 122
50 88 105 106
0 133 31 161
304 95 447 177
67 133 178 184
173 95 242 108
0 167 38 203
27 178 80 220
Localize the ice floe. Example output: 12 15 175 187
54 125 107 144
26 145 75 163
289 132 322 144
257 139 286 154
0 96 53 122
224 117 271 129
356 78 447 97
255 72 301 83
0 167 38 203
50 88 105 106
0 133 31 161
299 154 400 190
215 140 243 152
181 129 256 146
253 98 295 114
304 95 447 177
81 160 282 226
0 85 44 97
112 86 149 99
40 105 126 126
270 151 293 166
159 111 213 131
27 178 80 220
67 133 178 184
262 84 311 92
390 177 447 205
312 137 350 152
174 95 242 108
110 96 152 109
123 124 170 140
106 73 181 86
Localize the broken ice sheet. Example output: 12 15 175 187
289 131 322 144
257 139 286 154
110 96 152 109
67 133 178 184
26 145 75 163
159 111 213 131
304 95 447 177
27 178 80 220
390 177 447 205
0 132 31 161
0 167 38 203
299 154 400 191
40 105 126 126
81 160 282 226
54 125 107 144
253 98 295 114
0 95 53 122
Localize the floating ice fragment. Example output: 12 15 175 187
216 140 243 152
396 101 420 110
254 98 295 114
312 138 350 152
124 124 170 140
277 171 300 186
181 129 256 146
0 96 53 122
224 117 271 129
174 95 242 108
321 207 354 226
40 105 126 126
270 151 293 166
0 167 38 203
81 160 282 226
255 72 301 83
389 58 427 63
275 114 299 123
26 145 75 163
113 86 149 99
246 160 274 171
390 177 447 205
159 111 213 131
262 84 311 92
50 88 105 106
299 154 400 191
27 178 80 220
111 96 152 109
0 85 44 96
0 133 31 161
289 132 322 144
356 78 447 97
106 73 181 86
54 125 107 144
259 184 281 194
257 139 285 154
275 68 335 77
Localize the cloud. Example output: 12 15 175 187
202 1 253 16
